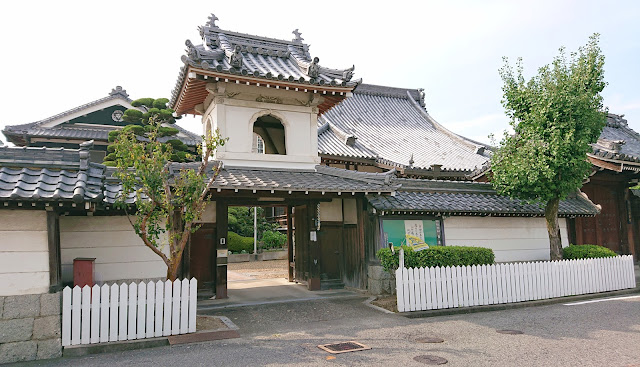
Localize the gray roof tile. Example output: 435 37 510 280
591 113 640 164
318 84 491 172
170 15 358 108
367 178 599 217
0 144 104 203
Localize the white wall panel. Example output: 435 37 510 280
444 217 568 262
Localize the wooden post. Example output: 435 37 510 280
308 201 321 291
287 205 294 282
47 210 62 292
215 200 228 298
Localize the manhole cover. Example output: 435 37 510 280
415 337 445 343
497 329 524 335
413 355 448 365
318 341 371 354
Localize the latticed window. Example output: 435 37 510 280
252 133 265 154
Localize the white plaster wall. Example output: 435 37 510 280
343 199 358 225
443 217 568 262
60 216 168 283
206 90 321 169
320 199 343 222
0 210 49 296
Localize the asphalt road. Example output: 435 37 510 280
15 294 640 366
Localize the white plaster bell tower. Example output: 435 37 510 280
170 14 359 170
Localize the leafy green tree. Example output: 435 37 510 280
491 34 607 260
228 206 277 238
108 98 227 280
104 98 192 165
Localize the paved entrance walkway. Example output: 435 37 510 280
198 260 358 310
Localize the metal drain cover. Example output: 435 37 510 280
414 355 448 365
415 337 445 343
497 329 524 335
317 341 371 354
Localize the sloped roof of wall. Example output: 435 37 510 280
367 178 599 217
317 84 491 172
0 142 104 203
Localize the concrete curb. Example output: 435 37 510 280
363 296 395 314
401 287 640 319
62 316 240 357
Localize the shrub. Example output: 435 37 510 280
228 231 254 253
261 230 287 250
563 244 617 259
376 245 495 272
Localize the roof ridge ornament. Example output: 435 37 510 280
229 45 243 69
307 57 320 78
343 65 355 82
207 14 219 28
292 29 304 44
409 154 414 168
418 88 426 107
109 86 129 99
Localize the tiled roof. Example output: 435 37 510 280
367 178 599 217
3 86 201 147
318 84 491 172
170 14 358 110
590 113 640 164
0 142 104 203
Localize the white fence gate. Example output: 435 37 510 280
62 278 198 346
396 255 636 312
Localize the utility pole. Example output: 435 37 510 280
253 206 258 255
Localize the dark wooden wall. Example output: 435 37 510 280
574 171 636 258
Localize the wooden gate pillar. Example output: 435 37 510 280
287 205 294 282
215 200 228 298
308 201 321 291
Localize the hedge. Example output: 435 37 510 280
228 231 254 253
376 246 495 272
562 244 617 259
261 230 287 250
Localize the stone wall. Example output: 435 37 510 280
368 265 396 295
0 292 61 364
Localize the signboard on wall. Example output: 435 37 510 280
382 219 439 251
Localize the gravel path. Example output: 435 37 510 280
228 259 288 280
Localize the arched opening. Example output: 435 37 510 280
252 114 286 155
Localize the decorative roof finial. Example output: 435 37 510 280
292 29 304 43
110 86 129 98
307 57 320 78
409 154 414 168
229 45 243 69
343 65 355 82
418 88 426 107
207 14 219 28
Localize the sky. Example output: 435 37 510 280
1 0 639 146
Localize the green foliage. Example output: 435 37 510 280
492 34 607 204
228 231 255 253
228 207 278 238
261 230 287 250
376 246 495 272
108 96 228 279
562 244 617 259
491 34 607 260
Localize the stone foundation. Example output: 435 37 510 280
368 265 396 295
0 292 62 364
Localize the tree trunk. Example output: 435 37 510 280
166 264 178 281
545 197 563 260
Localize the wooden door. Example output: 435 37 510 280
576 183 622 252
190 224 216 288
318 222 342 280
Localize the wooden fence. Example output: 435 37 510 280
62 278 197 346
396 255 636 312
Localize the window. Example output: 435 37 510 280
252 133 265 154
252 114 286 155
381 218 442 251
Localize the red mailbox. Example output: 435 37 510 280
73 258 96 287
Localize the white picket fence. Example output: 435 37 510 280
396 255 636 312
62 278 197 346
